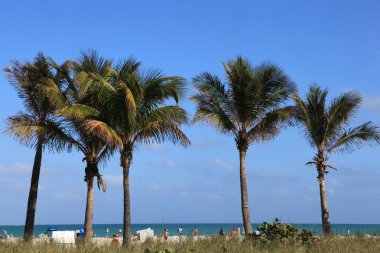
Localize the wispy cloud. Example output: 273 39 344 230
0 162 31 174
212 158 234 172
52 190 82 201
103 174 123 187
362 94 380 111
145 143 165 153
252 171 300 182
146 160 176 169
206 193 222 200
103 174 139 188
146 182 162 191
328 178 343 188
191 139 225 149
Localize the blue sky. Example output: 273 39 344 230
1 0 380 226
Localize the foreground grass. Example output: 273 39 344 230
1 236 380 253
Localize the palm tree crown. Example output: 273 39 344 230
192 56 296 151
293 85 380 161
5 54 72 151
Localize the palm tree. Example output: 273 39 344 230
45 51 115 242
293 85 380 235
4 54 73 241
191 56 296 234
84 59 190 246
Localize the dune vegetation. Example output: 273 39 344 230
1 236 380 253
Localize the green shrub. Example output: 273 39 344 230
252 218 315 244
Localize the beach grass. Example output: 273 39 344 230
1 236 380 253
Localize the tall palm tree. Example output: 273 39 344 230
191 56 296 234
293 85 380 235
4 54 73 241
84 59 190 246
45 51 115 242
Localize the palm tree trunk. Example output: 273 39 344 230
121 146 133 247
316 151 331 235
83 175 94 242
24 138 43 241
317 170 331 235
239 149 252 234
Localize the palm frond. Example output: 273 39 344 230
58 104 101 120
5 113 43 148
293 85 329 148
134 120 190 147
191 93 236 134
39 77 67 108
247 106 295 142
85 119 123 148
325 91 362 142
328 121 380 153
142 73 186 105
143 106 189 124
43 118 76 152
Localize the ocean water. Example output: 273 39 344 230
1 223 380 237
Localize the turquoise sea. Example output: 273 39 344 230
1 224 380 237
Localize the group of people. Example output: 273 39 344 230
218 227 242 237
163 226 251 239
162 227 183 240
107 226 258 242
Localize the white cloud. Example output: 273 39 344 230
191 139 224 149
0 162 31 174
165 160 175 169
145 143 165 152
52 190 82 201
213 158 234 172
146 160 176 169
328 178 343 188
327 188 335 195
362 94 380 111
0 162 56 176
271 189 294 197
206 193 222 200
177 191 191 198
103 174 123 187
146 182 162 191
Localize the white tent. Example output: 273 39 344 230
136 228 154 242
52 231 76 244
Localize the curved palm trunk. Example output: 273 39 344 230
239 149 252 234
83 174 94 242
317 171 331 235
24 138 43 241
121 146 133 247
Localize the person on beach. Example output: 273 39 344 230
178 226 183 236
192 228 199 236
111 234 119 245
230 228 237 237
118 228 122 237
164 228 169 240
219 228 225 236
237 227 241 237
